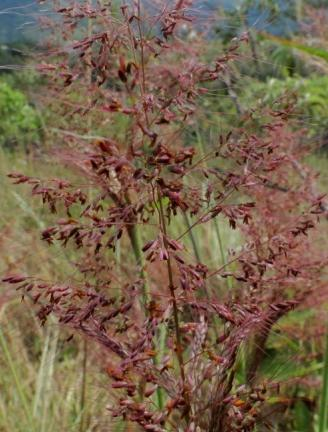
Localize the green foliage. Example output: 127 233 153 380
265 43 307 78
240 75 328 137
260 33 328 64
0 43 32 68
0 80 41 149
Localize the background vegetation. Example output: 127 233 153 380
0 1 327 431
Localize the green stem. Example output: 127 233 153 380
127 222 165 409
183 212 202 263
128 224 151 305
0 327 35 431
319 328 328 432
79 339 88 432
158 190 190 417
212 218 232 291
195 128 232 291
153 323 167 410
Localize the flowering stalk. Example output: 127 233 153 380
3 1 328 430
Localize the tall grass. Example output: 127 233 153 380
1 147 328 431
0 149 111 431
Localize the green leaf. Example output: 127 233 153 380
259 32 328 63
295 399 313 432
319 329 328 432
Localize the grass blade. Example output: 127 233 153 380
0 326 35 431
319 328 328 432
